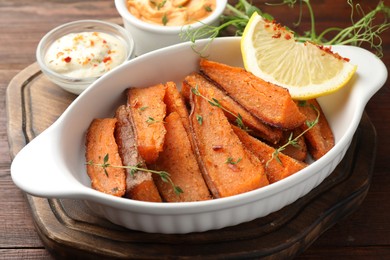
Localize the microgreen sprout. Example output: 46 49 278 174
87 154 183 195
271 0 390 57
182 0 389 57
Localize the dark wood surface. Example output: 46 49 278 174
1 0 389 259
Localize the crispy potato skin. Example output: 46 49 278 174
233 126 307 183
164 81 191 134
151 112 211 202
115 105 162 202
272 129 308 162
189 89 269 198
182 72 283 144
127 84 167 164
86 118 126 197
199 59 306 130
298 99 335 160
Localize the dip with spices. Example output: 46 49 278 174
44 31 127 78
126 0 217 26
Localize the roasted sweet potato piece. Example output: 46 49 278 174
232 125 307 183
189 90 269 198
298 99 335 160
115 105 162 202
151 112 211 202
85 118 126 197
182 72 283 144
273 129 308 162
199 58 306 130
127 84 167 164
164 81 191 135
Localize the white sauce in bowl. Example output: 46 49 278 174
44 32 127 78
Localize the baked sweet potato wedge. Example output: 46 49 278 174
85 118 126 197
151 112 211 202
182 72 283 144
298 99 335 160
199 58 306 130
164 81 191 135
127 84 167 164
232 125 307 183
273 129 308 162
189 89 269 198
115 105 162 202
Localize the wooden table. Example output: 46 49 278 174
1 0 389 259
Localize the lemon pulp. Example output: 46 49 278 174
241 12 357 100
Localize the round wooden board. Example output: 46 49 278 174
6 63 376 259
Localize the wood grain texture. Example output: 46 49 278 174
1 0 389 259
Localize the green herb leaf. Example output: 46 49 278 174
196 114 203 125
162 13 168 26
204 5 212 12
225 157 242 165
146 117 156 124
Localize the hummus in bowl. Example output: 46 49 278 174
115 0 227 55
127 0 217 26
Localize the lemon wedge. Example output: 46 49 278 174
241 12 357 100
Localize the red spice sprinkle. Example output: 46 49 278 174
132 99 141 108
284 34 291 40
317 45 349 61
103 56 112 63
63 56 72 63
272 32 281 39
212 145 223 151
227 163 239 172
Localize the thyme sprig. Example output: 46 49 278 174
87 154 183 195
266 101 320 166
191 85 249 131
182 0 389 57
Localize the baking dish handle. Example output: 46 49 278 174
10 125 86 199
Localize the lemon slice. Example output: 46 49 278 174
241 12 357 100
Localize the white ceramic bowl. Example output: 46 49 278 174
36 20 135 95
115 0 227 56
11 37 387 234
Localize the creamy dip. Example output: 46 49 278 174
44 32 127 78
127 0 216 26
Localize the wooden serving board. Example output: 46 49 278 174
6 63 376 259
